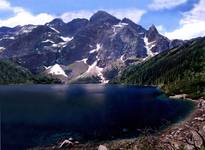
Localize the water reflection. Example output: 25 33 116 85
0 84 194 150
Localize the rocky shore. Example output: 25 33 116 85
30 99 205 150
156 99 205 150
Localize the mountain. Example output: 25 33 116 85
45 18 89 37
114 37 205 99
0 11 184 83
0 60 61 84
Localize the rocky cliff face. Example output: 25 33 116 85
0 11 184 83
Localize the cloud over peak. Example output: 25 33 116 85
0 0 145 27
149 0 188 10
0 0 10 10
165 0 205 40
0 0 54 27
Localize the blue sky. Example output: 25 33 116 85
0 0 205 39
10 0 150 13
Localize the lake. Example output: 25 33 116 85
0 84 195 150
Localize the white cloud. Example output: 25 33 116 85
107 9 146 23
165 22 205 40
0 11 54 27
0 0 54 27
165 0 205 40
0 0 146 27
60 9 146 24
0 0 10 10
60 10 94 23
156 25 166 34
149 0 187 10
0 0 30 14
0 12 54 27
181 0 205 24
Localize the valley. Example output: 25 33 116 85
0 9 204 150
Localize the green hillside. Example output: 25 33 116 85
0 60 60 84
115 37 205 99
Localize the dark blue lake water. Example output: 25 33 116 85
0 84 194 150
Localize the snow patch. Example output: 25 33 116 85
76 58 88 64
113 22 128 28
89 45 93 48
49 27 60 33
45 64 68 77
85 60 108 84
120 54 125 62
89 44 101 54
61 36 73 42
52 43 58 47
9 37 15 40
143 36 157 58
42 39 55 44
52 36 73 50
112 22 128 36
80 55 109 84
19 25 37 34
44 37 72 49
0 47 5 52
2 36 15 40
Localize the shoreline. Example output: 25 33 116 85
157 99 205 149
1 84 203 149
30 99 205 150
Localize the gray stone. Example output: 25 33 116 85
98 145 108 150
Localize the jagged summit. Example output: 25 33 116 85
66 18 89 28
148 24 159 34
90 10 113 19
121 18 146 33
0 10 184 83
44 18 89 37
90 10 120 24
146 24 161 42
121 18 135 24
46 18 65 26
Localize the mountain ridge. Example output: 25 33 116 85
0 10 184 83
114 37 205 99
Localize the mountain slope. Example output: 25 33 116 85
0 11 184 83
116 37 205 99
0 60 60 84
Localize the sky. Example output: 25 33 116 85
0 0 205 40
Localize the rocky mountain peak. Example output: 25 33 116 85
0 10 185 83
67 18 89 29
146 24 160 42
90 10 120 25
121 18 134 24
46 18 65 27
64 18 89 36
0 27 12 33
121 18 146 33
148 25 158 34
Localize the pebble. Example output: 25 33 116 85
98 145 108 150
59 140 74 148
